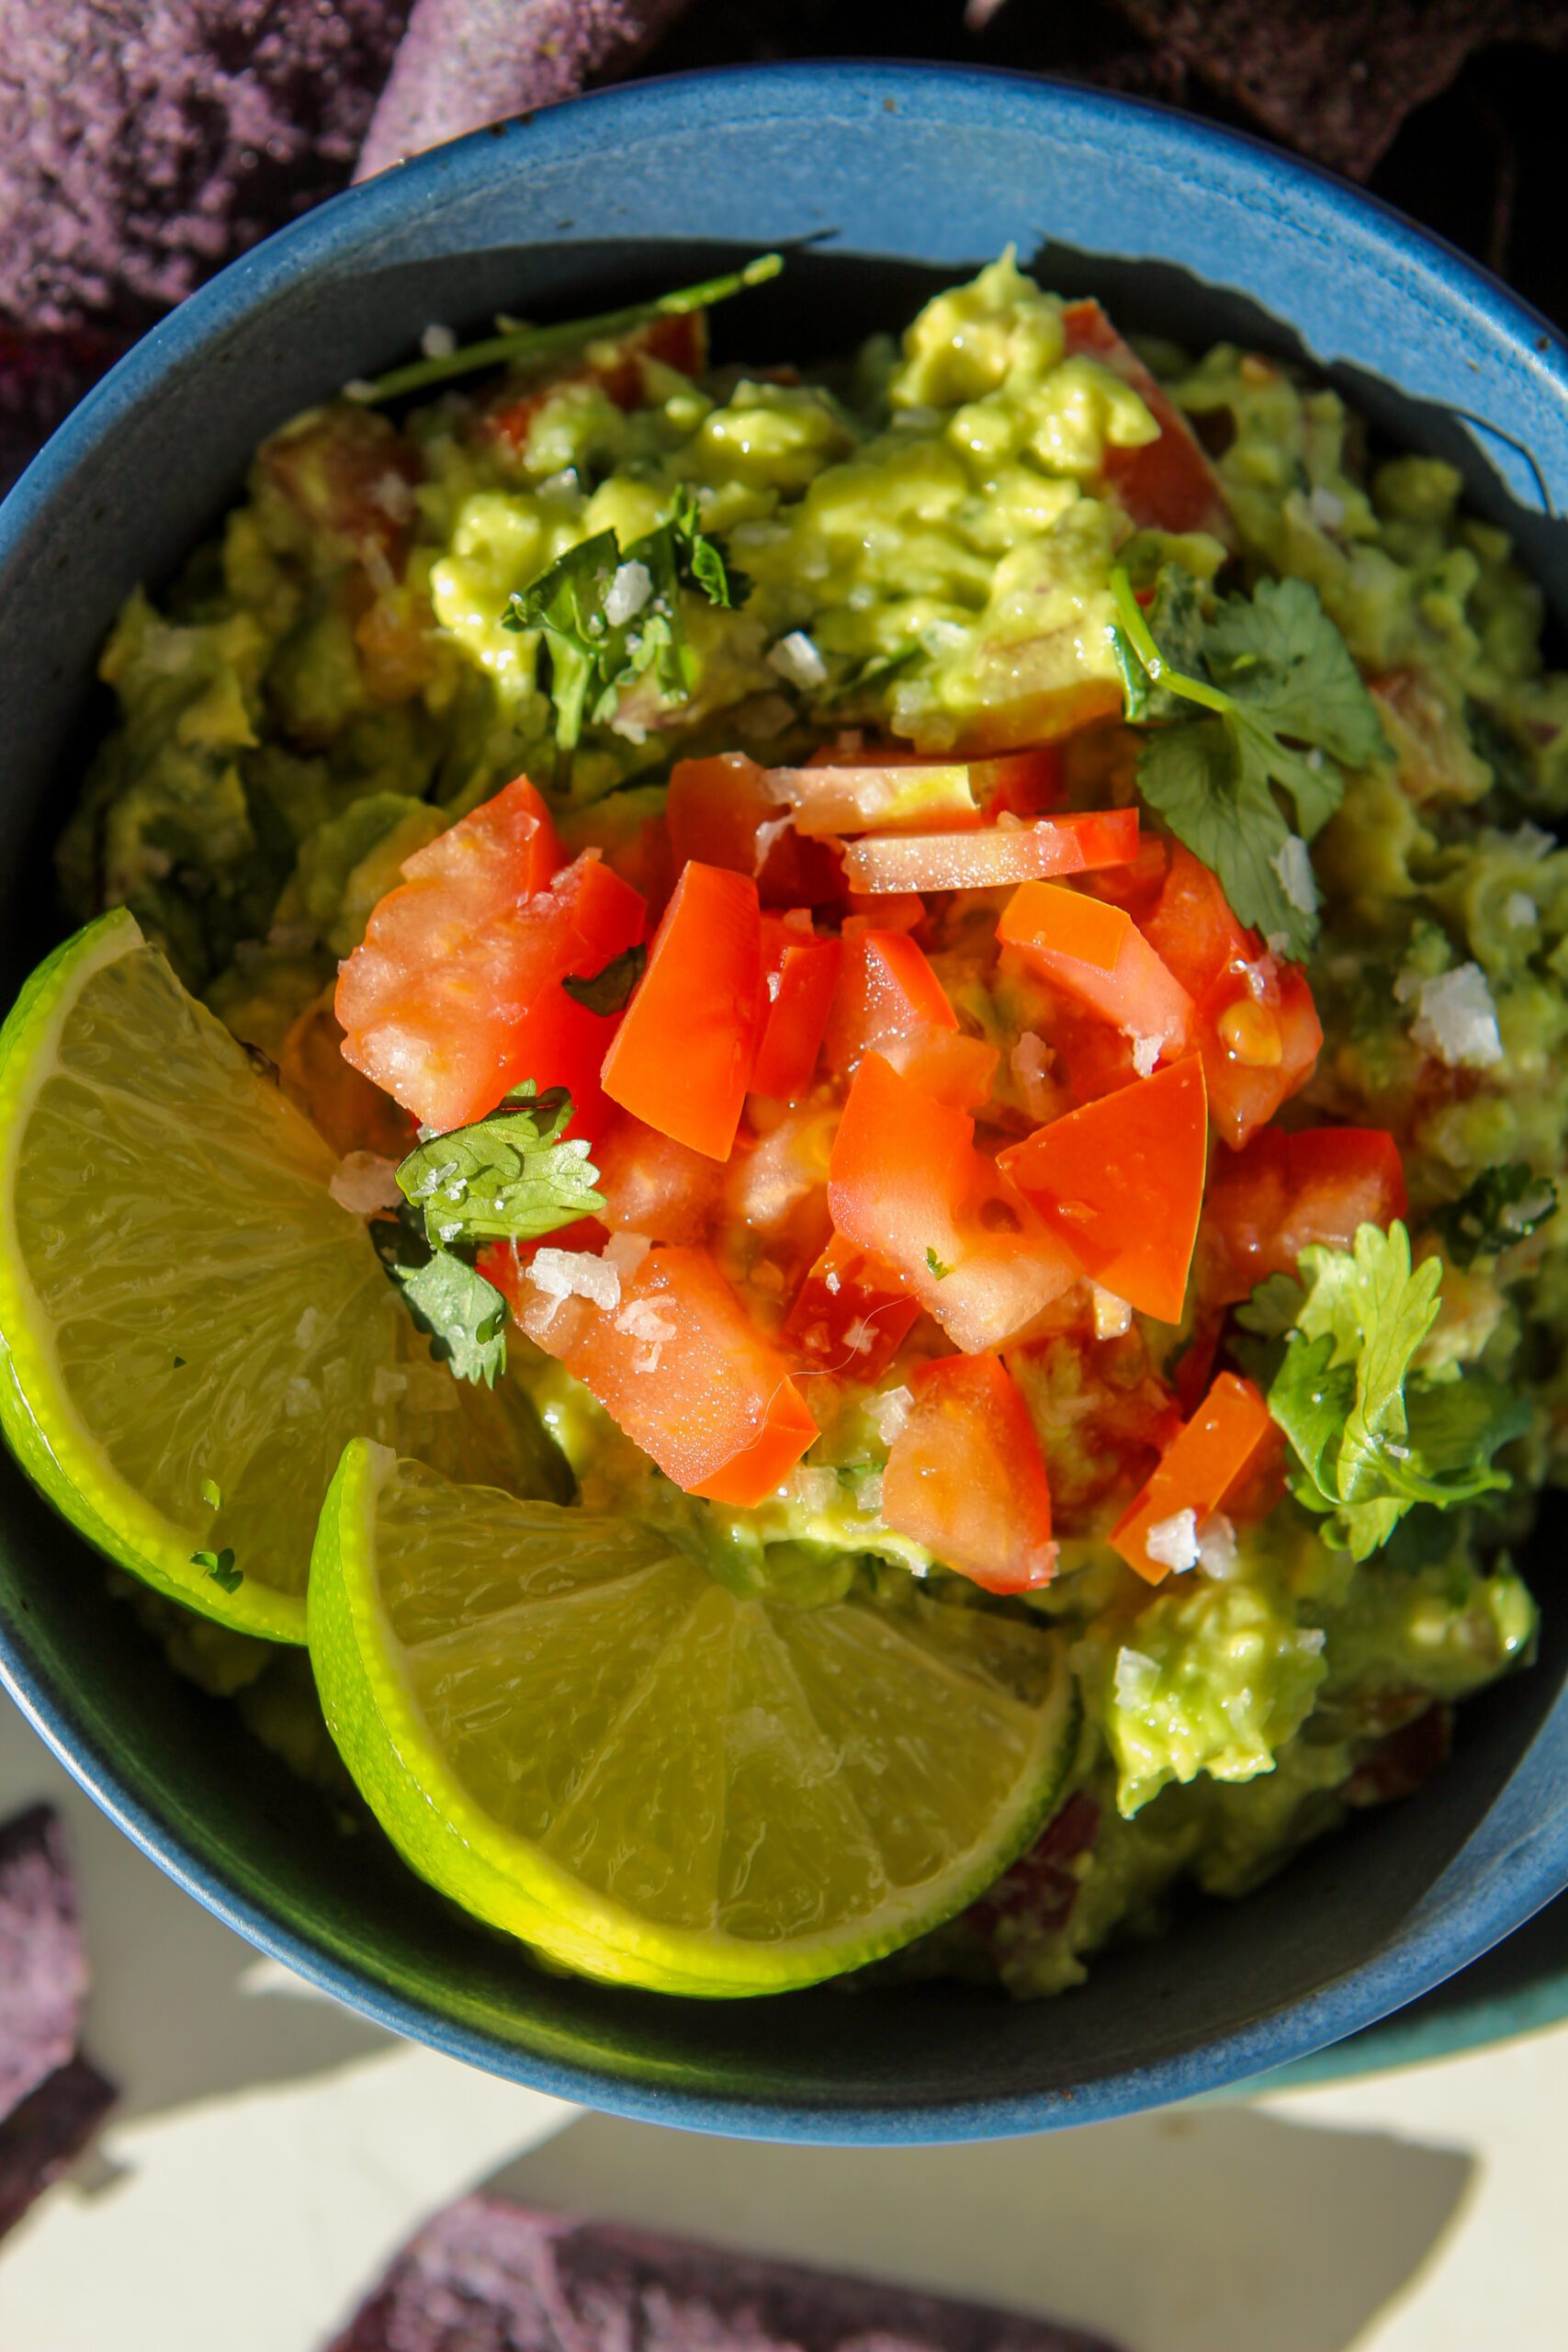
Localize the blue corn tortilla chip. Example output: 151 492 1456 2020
328 2201 1123 2352
0 1804 88 2122
0 2057 116 2244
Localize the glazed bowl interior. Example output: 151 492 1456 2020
2 63 1567 2141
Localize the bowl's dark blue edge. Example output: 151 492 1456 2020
3 59 1568 2145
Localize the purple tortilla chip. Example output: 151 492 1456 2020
356 0 695 179
0 2057 116 2245
328 2200 1122 2352
0 1804 89 2123
0 3 412 332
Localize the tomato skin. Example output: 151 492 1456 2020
823 930 956 1075
602 862 764 1161
1061 300 1234 543
883 1353 1057 1593
751 920 842 1102
1111 1371 1277 1584
783 1232 921 1381
336 776 570 1131
666 754 844 908
998 880 1194 1061
592 1110 724 1244
483 312 706 457
998 1057 1208 1324
499 857 646 1139
829 1053 1082 1353
840 808 1139 897
1201 1125 1407 1305
514 1241 816 1503
887 1029 999 1113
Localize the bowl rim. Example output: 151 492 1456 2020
3 56 1568 2143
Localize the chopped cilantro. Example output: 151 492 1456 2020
348 253 784 406
1433 1164 1558 1267
392 1250 510 1388
397 1080 604 1251
926 1247 951 1281
503 484 749 778
1111 565 1390 958
1258 1222 1529 1560
192 1546 243 1593
561 943 646 1016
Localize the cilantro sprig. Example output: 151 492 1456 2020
1241 1221 1529 1560
1433 1163 1558 1268
379 1082 605 1387
503 485 749 780
348 253 783 407
1110 566 1391 959
397 1081 604 1252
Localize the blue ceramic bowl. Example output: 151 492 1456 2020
2 62 1567 2143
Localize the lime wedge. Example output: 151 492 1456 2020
309 1440 1078 1996
0 910 564 1644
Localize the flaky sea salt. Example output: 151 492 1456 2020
1091 1284 1133 1340
529 1248 622 1317
1308 483 1347 529
1405 963 1504 1069
604 560 652 627
767 630 829 689
871 1385 913 1444
1113 1646 1161 1709
1270 833 1317 915
1196 1512 1239 1579
1145 1508 1201 1573
1505 891 1538 930
420 322 457 360
1131 1035 1161 1080
791 1466 839 1513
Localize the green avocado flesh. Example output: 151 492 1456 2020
51 252 1567 1997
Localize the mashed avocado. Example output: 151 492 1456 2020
62 255 1566 1996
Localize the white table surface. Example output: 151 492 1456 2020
1 1684 1562 2352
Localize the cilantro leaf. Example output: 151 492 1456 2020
1433 1163 1558 1267
1111 565 1391 958
397 1081 604 1252
1264 1221 1525 1559
392 1250 510 1387
561 944 646 1016
926 1246 951 1280
192 1546 243 1593
349 253 784 407
503 489 749 776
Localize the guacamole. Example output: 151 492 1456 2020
59 254 1565 1996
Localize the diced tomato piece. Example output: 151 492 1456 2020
823 930 956 1074
483 312 707 457
998 880 1194 1063
998 1057 1207 1324
1111 1371 1276 1584
889 1029 999 1113
261 407 422 567
842 892 925 936
783 1232 921 1381
336 776 571 1131
496 856 646 1140
602 862 763 1160
829 1054 1082 1353
1141 842 1253 1000
768 761 981 839
807 740 1068 820
666 753 844 908
1140 842 1322 1147
1084 830 1170 922
1201 1125 1407 1305
1201 957 1323 1150
1061 299 1235 543
515 1241 816 1505
840 808 1139 897
592 1110 724 1244
883 1352 1057 1592
751 919 842 1102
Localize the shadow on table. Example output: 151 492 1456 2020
487 2106 1472 2352
0 1694 388 2133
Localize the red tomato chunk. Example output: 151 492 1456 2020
602 862 763 1161
751 918 842 1103
883 1352 1057 1592
1111 1372 1277 1585
840 808 1139 897
516 1241 817 1505
1201 1125 1407 1305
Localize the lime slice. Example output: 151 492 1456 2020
0 910 564 1644
309 1440 1078 1996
